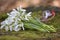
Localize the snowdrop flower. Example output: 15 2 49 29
5 26 9 31
14 22 18 26
17 18 21 21
6 19 14 24
1 21 5 25
0 25 5 29
25 12 32 20
1 18 14 25
0 6 32 31
17 6 26 12
20 23 24 30
25 15 29 20
21 11 26 16
26 12 32 16
13 25 21 31
20 8 26 12
9 9 20 17
4 20 8 25
17 5 22 11
9 26 13 31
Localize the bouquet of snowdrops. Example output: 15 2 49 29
0 6 56 32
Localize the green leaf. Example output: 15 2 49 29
23 17 56 32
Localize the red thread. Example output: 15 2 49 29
51 10 55 16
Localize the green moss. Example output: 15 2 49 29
0 13 8 22
0 31 56 40
0 35 20 40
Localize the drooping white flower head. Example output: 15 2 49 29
25 12 32 20
17 6 26 12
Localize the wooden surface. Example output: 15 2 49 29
0 0 60 13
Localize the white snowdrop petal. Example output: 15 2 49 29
9 26 13 31
7 13 10 16
27 12 32 16
21 26 25 30
25 15 29 20
26 14 31 17
20 8 26 12
17 18 21 21
14 25 20 31
22 12 25 16
1 21 5 25
5 26 9 31
12 9 17 11
0 25 5 29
